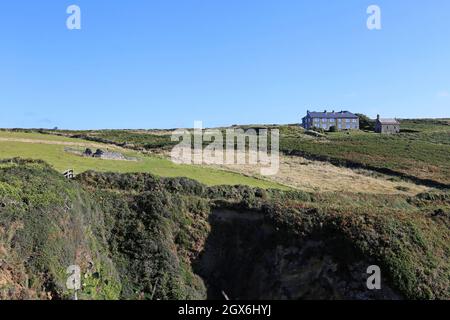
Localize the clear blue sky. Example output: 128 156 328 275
1 0 449 129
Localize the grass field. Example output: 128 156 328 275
0 131 287 189
4 118 449 190
208 153 429 195
42 119 450 187
279 120 450 186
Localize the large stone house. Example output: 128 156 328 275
375 115 400 134
302 110 359 131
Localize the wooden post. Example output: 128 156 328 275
63 169 75 179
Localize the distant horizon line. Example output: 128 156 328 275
1 117 449 131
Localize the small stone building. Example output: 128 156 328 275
93 149 104 158
83 148 93 156
375 115 400 134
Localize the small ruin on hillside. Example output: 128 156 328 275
64 147 137 161
92 149 104 158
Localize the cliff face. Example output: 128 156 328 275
0 159 121 300
195 209 401 300
1 159 448 300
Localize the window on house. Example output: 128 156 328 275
345 119 350 123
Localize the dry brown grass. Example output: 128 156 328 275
0 137 124 151
208 153 429 195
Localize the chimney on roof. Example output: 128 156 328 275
377 114 380 120
332 110 335 113
324 109 327 113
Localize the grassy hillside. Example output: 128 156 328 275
0 159 448 299
0 121 448 300
279 120 450 186
39 119 450 187
0 131 286 190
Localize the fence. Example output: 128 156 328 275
63 169 75 179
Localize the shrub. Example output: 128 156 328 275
356 113 375 131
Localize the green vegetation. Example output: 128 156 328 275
40 129 178 150
1 120 449 300
38 119 450 187
0 131 287 190
278 120 450 186
86 130 178 149
356 113 375 131
0 159 121 299
1 159 448 299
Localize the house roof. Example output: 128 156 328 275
305 111 358 119
378 119 400 125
